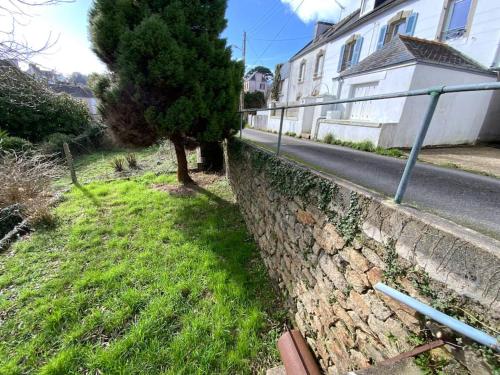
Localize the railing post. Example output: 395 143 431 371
394 91 442 204
240 112 243 139
276 107 286 156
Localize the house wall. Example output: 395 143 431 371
314 65 415 146
395 64 496 147
267 0 500 146
287 0 499 104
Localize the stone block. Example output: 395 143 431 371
319 254 349 291
345 269 369 293
340 247 370 272
296 209 316 225
314 223 346 254
361 247 386 270
366 267 383 287
348 290 370 320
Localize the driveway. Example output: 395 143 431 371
242 128 500 241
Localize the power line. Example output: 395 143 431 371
246 0 283 35
254 0 306 67
249 36 311 42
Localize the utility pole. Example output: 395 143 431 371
239 31 247 138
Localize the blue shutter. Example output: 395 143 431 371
351 37 364 66
405 12 418 36
377 25 387 50
337 44 346 72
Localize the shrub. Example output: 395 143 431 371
0 150 61 225
111 157 125 172
285 132 297 137
40 133 74 155
323 133 335 144
126 153 139 169
0 136 33 152
0 65 92 142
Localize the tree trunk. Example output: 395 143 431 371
171 136 193 184
199 141 224 172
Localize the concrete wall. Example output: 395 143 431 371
228 141 499 375
396 64 496 147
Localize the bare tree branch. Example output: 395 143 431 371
0 0 73 62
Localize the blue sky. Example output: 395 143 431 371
10 0 357 75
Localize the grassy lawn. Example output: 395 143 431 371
0 168 285 374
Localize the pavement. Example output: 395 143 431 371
418 146 500 178
242 128 500 241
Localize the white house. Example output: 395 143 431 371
263 0 500 147
50 84 99 118
244 71 271 96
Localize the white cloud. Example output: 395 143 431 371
280 0 360 23
2 3 106 75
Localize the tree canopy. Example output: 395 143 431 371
89 0 242 183
245 66 273 79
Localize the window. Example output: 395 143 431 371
348 82 379 121
314 51 325 78
337 35 364 72
259 83 266 90
442 0 473 40
298 60 306 82
377 11 418 49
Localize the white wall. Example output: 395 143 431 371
395 64 496 147
285 0 500 105
267 0 500 144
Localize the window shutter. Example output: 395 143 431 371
377 25 387 50
351 37 364 65
337 44 346 72
405 12 418 36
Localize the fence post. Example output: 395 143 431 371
394 91 441 204
63 142 78 185
240 112 243 139
276 107 286 156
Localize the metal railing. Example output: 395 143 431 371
239 81 500 204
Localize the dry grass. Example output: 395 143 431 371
0 150 61 224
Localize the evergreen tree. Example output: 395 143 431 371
89 0 242 183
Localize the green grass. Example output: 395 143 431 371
0 172 285 374
322 133 405 158
55 144 197 189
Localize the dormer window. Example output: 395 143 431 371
377 11 418 49
441 0 474 40
314 51 325 79
337 35 364 72
298 60 306 83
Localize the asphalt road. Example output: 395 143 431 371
242 128 500 240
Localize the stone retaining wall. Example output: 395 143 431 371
228 140 499 374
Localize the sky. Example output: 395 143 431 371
5 0 360 76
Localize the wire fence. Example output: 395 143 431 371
239 81 500 204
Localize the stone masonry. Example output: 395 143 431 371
228 141 500 374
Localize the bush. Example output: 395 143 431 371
323 133 335 144
0 150 61 225
40 133 73 155
0 136 33 152
0 65 92 142
285 132 297 137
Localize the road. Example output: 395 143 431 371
242 128 500 240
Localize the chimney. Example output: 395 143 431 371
314 21 334 40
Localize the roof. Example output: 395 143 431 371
291 0 404 61
340 35 494 77
50 84 95 98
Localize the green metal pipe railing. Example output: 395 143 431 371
239 81 500 204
